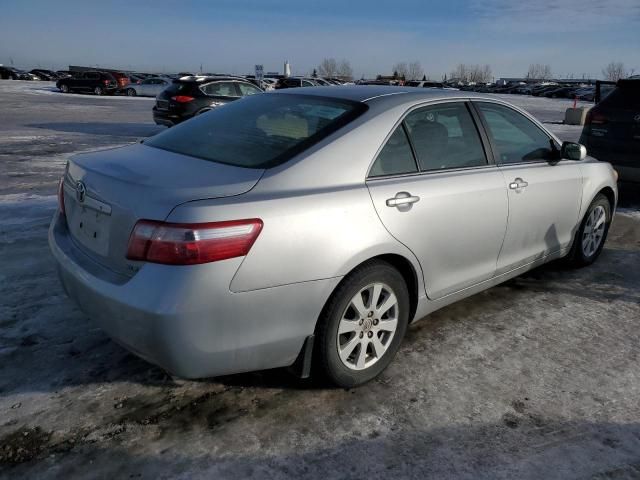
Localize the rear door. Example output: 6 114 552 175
473 101 582 273
138 78 153 96
367 101 508 299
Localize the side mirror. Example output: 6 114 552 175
561 141 587 161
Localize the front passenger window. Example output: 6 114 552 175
369 126 418 177
476 103 554 164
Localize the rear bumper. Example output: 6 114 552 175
152 107 188 127
49 211 340 378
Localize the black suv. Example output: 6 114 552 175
153 76 263 126
56 71 118 95
580 79 640 183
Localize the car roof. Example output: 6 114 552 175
272 85 484 104
176 75 253 83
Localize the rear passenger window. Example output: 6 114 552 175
369 126 418 177
238 82 262 96
476 102 553 164
202 82 238 97
404 103 487 171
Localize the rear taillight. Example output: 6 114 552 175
586 111 608 125
126 219 263 265
171 95 195 103
57 177 66 217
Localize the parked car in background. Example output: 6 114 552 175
580 78 640 182
125 77 171 97
30 69 58 81
543 86 578 98
55 70 72 78
56 71 118 95
275 77 316 89
153 75 263 126
0 67 32 80
108 71 130 90
0 66 20 79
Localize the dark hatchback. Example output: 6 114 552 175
153 76 263 126
580 79 640 182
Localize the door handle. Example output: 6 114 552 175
386 192 420 207
509 178 529 190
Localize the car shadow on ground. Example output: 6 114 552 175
27 122 164 138
4 417 640 478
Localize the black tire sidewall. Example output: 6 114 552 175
316 261 410 388
127 88 136 96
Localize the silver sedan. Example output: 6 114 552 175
49 87 618 387
124 77 171 97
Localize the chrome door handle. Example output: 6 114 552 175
386 192 420 207
509 178 529 190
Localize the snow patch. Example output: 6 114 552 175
617 208 640 221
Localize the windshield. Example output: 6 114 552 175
146 93 367 168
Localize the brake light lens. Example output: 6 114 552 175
171 95 195 103
57 177 66 216
587 111 608 125
126 219 263 265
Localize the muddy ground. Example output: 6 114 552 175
0 81 639 479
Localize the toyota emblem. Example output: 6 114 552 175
75 181 86 203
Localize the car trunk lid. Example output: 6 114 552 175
63 143 264 276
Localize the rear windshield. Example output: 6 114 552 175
604 81 640 108
146 93 367 168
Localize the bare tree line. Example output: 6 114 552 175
526 63 553 80
313 58 634 83
449 64 492 84
602 61 629 81
392 61 425 80
316 58 353 80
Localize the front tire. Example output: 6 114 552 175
60 84 69 93
314 260 409 388
94 86 104 95
126 88 136 96
565 193 611 267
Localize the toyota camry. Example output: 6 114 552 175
49 86 618 387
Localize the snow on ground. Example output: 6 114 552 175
0 80 639 479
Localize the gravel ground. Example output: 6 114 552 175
0 80 639 479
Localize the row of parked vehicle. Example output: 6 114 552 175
0 66 74 81
459 82 596 101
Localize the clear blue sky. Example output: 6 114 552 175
0 0 638 79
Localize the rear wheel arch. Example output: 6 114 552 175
318 254 419 331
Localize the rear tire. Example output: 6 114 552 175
94 86 104 96
126 88 136 96
565 193 611 268
314 260 409 388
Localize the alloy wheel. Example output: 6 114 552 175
582 205 606 257
336 282 399 371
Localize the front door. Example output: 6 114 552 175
367 101 509 299
473 101 583 274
